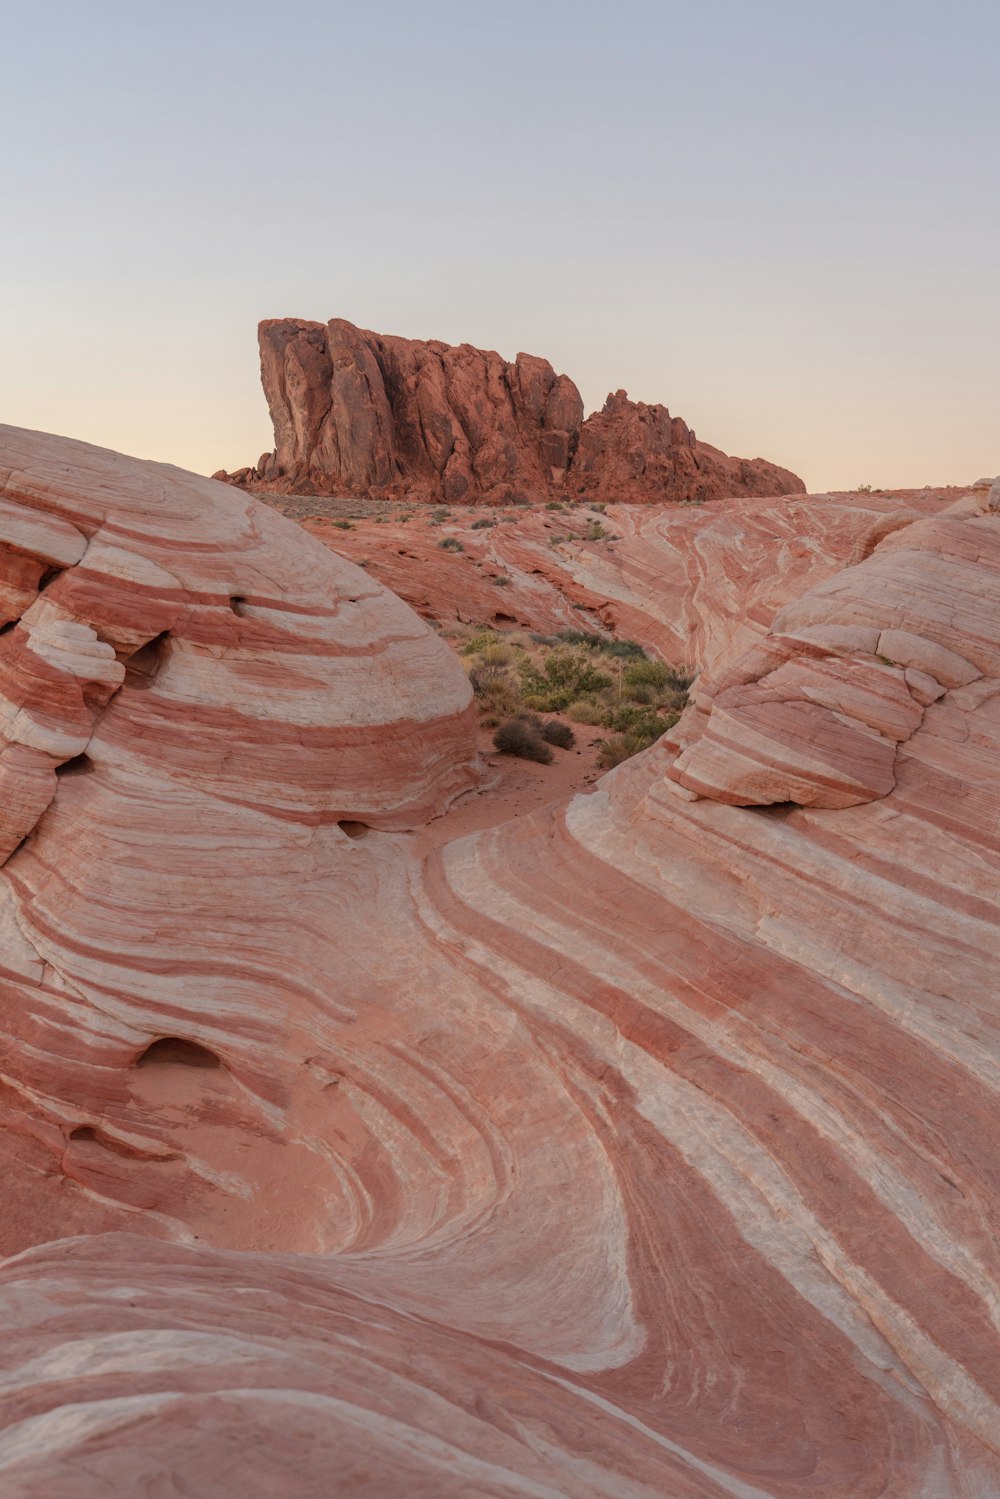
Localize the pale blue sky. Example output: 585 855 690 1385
3 0 997 489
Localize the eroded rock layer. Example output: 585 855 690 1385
0 430 998 1498
297 486 957 665
220 317 804 504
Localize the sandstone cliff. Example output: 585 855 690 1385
220 317 804 504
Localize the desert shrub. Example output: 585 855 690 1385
470 517 496 529
493 574 512 586
438 537 464 552
585 520 608 540
565 698 605 725
541 720 576 749
462 631 500 655
467 662 523 723
589 502 607 512
493 717 553 763
545 499 567 511
553 630 646 660
467 662 507 696
622 658 671 691
479 642 515 667
596 732 650 769
519 649 613 712
602 704 675 739
331 519 354 530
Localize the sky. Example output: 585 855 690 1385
3 0 998 492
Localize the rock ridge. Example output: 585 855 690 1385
218 317 804 505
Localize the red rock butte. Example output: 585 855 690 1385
1 423 999 1497
217 316 805 504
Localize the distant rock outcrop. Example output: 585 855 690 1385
217 317 804 503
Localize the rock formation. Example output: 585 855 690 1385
1 429 999 1497
218 317 804 504
295 485 959 662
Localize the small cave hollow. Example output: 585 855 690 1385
230 596 248 616
69 1125 98 1142
135 1037 223 1070
56 753 92 778
338 820 370 840
125 631 170 683
37 565 65 592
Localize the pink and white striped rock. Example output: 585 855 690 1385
299 486 958 668
670 498 1000 807
0 430 998 1498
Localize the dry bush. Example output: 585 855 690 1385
479 643 515 667
493 717 553 762
541 720 576 749
597 732 649 769
565 698 604 725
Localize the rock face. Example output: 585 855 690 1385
669 503 1000 807
221 317 804 504
1 431 999 1498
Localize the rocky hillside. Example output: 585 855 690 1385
217 316 804 504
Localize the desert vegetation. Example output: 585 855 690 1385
452 625 692 766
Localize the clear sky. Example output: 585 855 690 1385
3 0 997 491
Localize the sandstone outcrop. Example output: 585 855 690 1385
1 431 998 1497
219 317 804 504
297 485 959 660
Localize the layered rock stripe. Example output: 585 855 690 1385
219 317 804 506
296 486 958 666
0 427 998 1496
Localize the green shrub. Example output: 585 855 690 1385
602 704 675 738
553 630 647 660
493 717 553 763
623 658 671 691
519 649 613 712
585 520 608 540
331 519 354 530
462 631 501 655
438 537 464 552
542 720 576 749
